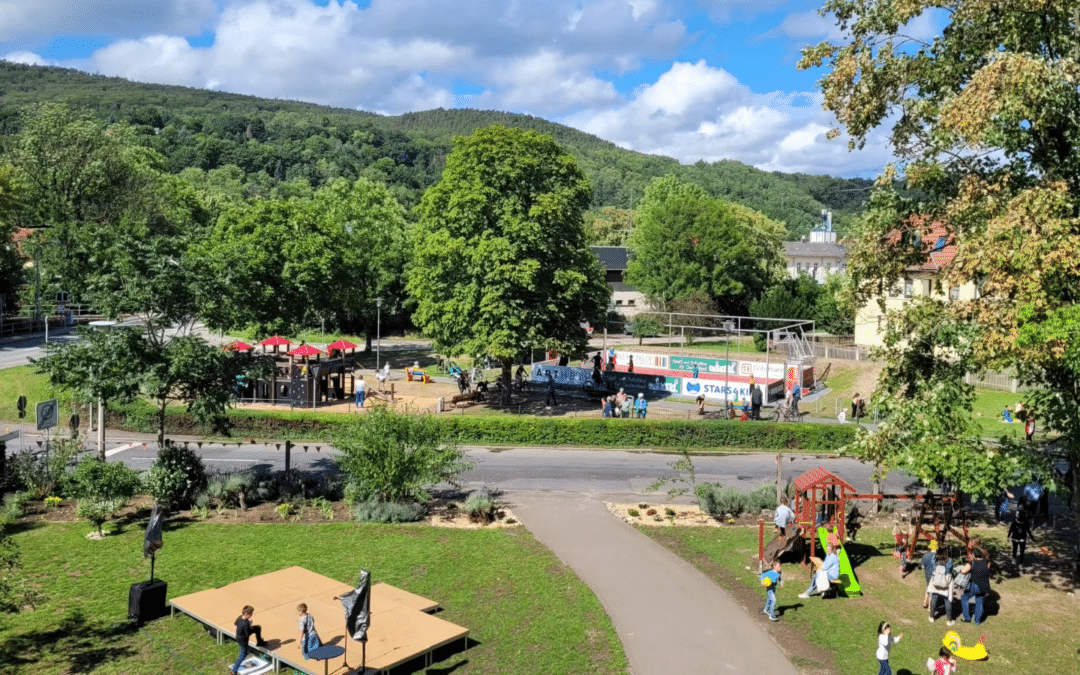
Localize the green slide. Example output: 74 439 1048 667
817 527 862 596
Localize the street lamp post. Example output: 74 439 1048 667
375 297 384 372
88 320 117 460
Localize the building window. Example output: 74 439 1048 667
615 299 623 306
949 286 960 301
924 280 931 296
904 278 913 297
627 299 636 306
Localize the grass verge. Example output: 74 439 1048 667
2 521 628 675
640 525 1077 675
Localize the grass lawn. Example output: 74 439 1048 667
1 520 628 675
641 525 1077 675
0 366 61 423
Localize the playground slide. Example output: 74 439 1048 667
817 527 861 596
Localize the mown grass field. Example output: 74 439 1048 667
642 525 1077 675
1 520 628 675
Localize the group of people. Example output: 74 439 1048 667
602 387 647 418
1001 401 1037 441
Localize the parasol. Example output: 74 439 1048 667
224 340 253 352
260 335 292 354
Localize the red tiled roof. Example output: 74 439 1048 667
884 218 957 272
793 467 856 493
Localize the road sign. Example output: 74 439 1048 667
36 399 58 431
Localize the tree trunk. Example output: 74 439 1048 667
871 471 881 516
364 327 373 353
501 358 513 406
157 400 167 448
1073 454 1080 579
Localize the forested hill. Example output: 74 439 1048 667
0 61 871 238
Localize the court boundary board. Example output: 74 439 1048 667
169 566 469 674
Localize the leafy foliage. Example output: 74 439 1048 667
351 499 426 523
334 409 471 504
144 442 208 510
66 456 141 501
408 126 610 400
801 0 1080 545
75 498 122 536
6 439 82 499
625 175 785 315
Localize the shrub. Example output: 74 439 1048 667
144 442 207 509
464 489 496 523
1 492 30 523
276 503 294 520
696 483 750 518
67 456 142 500
664 507 676 517
8 439 82 499
351 499 425 523
646 508 657 516
44 496 62 508
744 485 776 513
627 508 640 517
76 498 122 536
334 409 471 504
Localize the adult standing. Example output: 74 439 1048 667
354 376 366 408
1025 415 1036 442
545 373 558 407
959 547 991 625
635 393 648 419
774 497 795 538
592 351 603 370
750 384 763 420
627 355 634 373
852 393 861 419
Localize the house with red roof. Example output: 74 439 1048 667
854 221 975 347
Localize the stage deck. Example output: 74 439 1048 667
169 566 468 674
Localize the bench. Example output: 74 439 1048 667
405 368 430 383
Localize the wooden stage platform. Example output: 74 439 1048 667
169 566 468 674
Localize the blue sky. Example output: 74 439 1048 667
0 1 944 177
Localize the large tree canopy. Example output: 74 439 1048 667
407 125 610 399
624 175 785 315
802 0 1080 557
193 177 406 336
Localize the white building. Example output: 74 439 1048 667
783 226 847 283
591 246 649 316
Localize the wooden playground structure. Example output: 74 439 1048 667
759 467 974 594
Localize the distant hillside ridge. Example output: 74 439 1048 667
0 61 870 238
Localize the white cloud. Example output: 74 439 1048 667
565 60 891 176
0 0 217 41
2 51 55 66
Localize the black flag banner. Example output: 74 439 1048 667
143 503 164 558
338 568 371 642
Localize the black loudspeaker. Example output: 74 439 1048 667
128 580 168 624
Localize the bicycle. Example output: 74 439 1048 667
770 403 802 422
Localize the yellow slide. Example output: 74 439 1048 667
942 631 989 661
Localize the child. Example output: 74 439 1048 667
931 646 957 675
1007 506 1035 574
297 603 321 659
875 621 903 675
230 605 267 675
760 560 782 621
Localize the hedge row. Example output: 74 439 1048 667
107 405 857 452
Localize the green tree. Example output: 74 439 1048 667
801 0 1078 557
333 409 471 504
194 177 406 337
0 166 25 305
407 125 610 402
749 277 818 350
625 175 785 316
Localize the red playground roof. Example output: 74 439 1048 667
793 467 856 493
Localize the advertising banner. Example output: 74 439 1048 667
532 365 678 395
680 379 781 403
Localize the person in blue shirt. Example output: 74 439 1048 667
761 560 783 621
799 544 840 598
635 393 648 419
